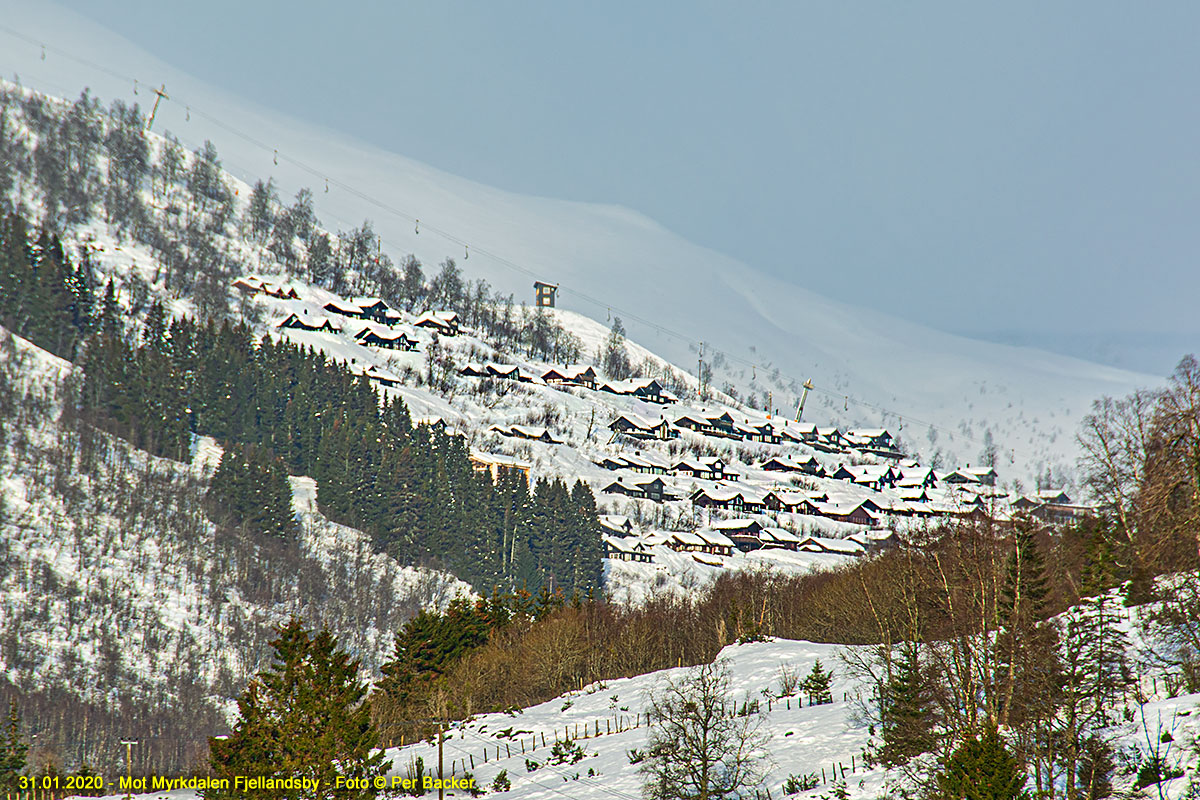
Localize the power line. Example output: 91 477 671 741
0 23 1040 465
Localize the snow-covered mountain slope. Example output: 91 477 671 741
0 1 1165 482
0 326 469 771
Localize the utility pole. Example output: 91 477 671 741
438 721 445 800
794 379 814 422
392 717 449 798
697 342 705 400
145 85 168 131
120 740 138 800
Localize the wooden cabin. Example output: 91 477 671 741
414 310 460 336
608 414 676 441
542 365 598 390
278 313 339 333
356 329 417 350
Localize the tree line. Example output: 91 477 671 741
0 84 592 365
1 209 603 596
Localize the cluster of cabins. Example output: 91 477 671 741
235 276 1092 581
595 440 1091 571
487 424 562 444
593 431 1010 522
603 408 902 459
1011 488 1092 524
459 363 677 405
233 276 301 300
245 276 461 345
599 515 900 565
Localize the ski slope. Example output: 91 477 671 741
0 1 1166 485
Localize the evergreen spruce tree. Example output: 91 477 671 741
206 443 297 539
376 600 490 709
207 619 389 800
802 659 834 706
0 700 27 795
1000 523 1049 626
937 727 1029 800
879 643 935 766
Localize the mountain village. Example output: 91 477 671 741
233 275 1094 581
0 54 1197 800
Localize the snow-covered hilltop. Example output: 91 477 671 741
0 0 1164 486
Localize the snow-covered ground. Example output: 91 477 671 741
604 547 851 607
0 0 1167 485
0 328 469 712
78 621 1200 799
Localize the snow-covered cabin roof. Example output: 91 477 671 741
621 451 671 470
599 515 635 535
364 367 402 386
599 377 663 394
414 310 460 331
610 413 668 432
760 527 802 544
277 313 340 332
669 531 707 548
849 428 888 438
543 364 597 381
695 529 736 548
324 300 363 316
709 518 763 534
798 536 865 556
350 296 392 311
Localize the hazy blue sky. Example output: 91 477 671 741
43 2 1200 372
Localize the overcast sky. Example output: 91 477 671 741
27 2 1200 373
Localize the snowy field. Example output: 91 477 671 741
72 625 1200 799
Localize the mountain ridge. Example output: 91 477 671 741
0 0 1165 481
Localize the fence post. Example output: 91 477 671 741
470 754 474 769
822 767 826 784
506 744 511 758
